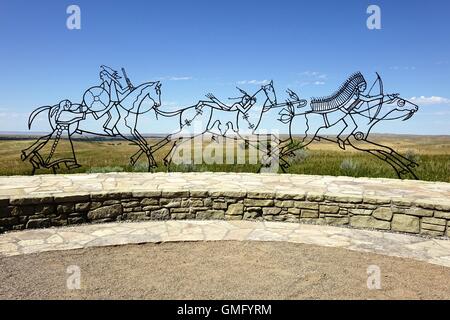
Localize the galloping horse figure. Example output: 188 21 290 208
133 81 280 167
278 73 420 178
21 66 162 174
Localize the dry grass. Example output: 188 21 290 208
1 134 449 182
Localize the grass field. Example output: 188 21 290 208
1 134 449 182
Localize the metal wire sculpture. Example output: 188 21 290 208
276 72 420 179
21 67 419 179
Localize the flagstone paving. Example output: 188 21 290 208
0 220 449 268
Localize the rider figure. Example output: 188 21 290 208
343 74 383 112
311 72 384 149
205 87 256 114
98 65 131 135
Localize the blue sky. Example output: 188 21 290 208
0 0 449 134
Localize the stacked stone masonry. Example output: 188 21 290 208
1 188 449 238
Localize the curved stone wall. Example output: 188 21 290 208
0 173 449 238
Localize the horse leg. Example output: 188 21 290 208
363 138 419 169
351 137 419 179
163 137 188 168
133 128 156 168
347 138 417 179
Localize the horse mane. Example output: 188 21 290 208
310 72 366 112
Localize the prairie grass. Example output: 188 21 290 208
1 135 449 182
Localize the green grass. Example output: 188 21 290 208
1 135 449 182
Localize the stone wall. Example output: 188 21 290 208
1 190 449 238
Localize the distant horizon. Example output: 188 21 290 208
1 131 449 138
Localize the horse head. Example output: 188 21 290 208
372 94 419 122
261 80 277 111
153 81 162 108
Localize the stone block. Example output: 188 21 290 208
324 194 362 203
26 218 51 229
161 190 189 198
247 191 274 199
160 198 181 208
319 205 340 214
213 201 228 210
306 193 324 202
421 223 445 232
225 215 243 220
300 217 326 225
150 208 170 220
245 199 274 207
68 217 85 224
421 217 446 226
203 198 213 207
122 201 140 208
181 199 203 207
189 190 209 198
421 229 444 237
57 204 75 214
294 202 319 210
434 211 450 219
132 190 161 198
34 204 55 216
325 216 349 226
350 216 390 230
392 198 414 207
262 207 281 215
372 207 393 221
405 207 433 217
172 211 196 220
301 210 319 218
103 200 121 205
209 190 246 198
275 192 306 200
75 202 91 212
91 192 123 201
274 200 293 208
391 215 420 233
227 203 244 215
243 211 262 219
349 209 372 215
196 210 225 220
127 212 151 221
363 196 390 205
87 204 122 220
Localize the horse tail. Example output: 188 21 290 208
28 106 52 129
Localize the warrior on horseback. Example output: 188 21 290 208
95 65 132 135
205 87 256 114
308 72 384 149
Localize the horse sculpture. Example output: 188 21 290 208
21 68 162 174
21 68 420 179
276 73 419 178
132 81 283 167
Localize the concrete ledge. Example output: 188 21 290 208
0 172 449 238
